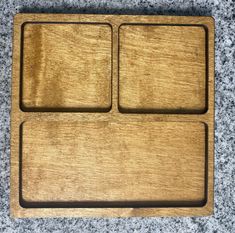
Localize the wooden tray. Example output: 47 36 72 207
11 14 215 217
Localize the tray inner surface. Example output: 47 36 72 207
21 23 112 112
119 25 207 113
21 121 206 207
11 14 214 217
20 23 208 207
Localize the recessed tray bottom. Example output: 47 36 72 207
21 121 207 208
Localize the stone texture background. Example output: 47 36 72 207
0 0 234 232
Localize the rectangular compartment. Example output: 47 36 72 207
21 121 206 207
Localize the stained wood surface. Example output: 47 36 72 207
119 25 206 113
22 121 205 203
22 23 112 111
11 14 215 217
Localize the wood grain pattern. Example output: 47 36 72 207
22 23 112 111
11 14 215 217
119 25 206 113
22 121 205 204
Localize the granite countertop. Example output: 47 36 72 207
0 0 234 232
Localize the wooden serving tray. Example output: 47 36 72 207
11 14 214 217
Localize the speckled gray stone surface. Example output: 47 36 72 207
0 0 234 232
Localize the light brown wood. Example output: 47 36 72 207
22 121 205 203
22 23 112 111
119 25 206 113
11 14 215 217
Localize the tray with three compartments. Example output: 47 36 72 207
11 14 214 217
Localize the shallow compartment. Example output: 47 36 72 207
21 121 206 208
119 25 207 114
21 23 112 112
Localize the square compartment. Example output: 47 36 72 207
119 25 207 113
21 23 112 111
